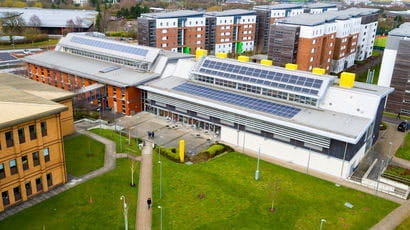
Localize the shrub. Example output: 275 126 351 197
380 121 388 130
191 144 233 163
156 146 180 162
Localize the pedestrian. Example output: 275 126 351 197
147 198 152 209
397 112 401 119
152 131 155 138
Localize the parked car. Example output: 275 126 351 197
397 121 408 132
23 49 31 54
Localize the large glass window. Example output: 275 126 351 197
25 182 32 196
2 191 9 206
13 186 21 202
43 148 50 162
47 173 53 187
35 177 43 192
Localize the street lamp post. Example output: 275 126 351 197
320 219 326 230
375 159 385 195
388 142 393 156
119 129 123 152
158 206 163 230
255 145 261 180
120 195 128 230
158 160 162 199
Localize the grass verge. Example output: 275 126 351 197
395 132 410 161
152 152 398 230
90 128 141 156
64 135 105 177
0 159 139 229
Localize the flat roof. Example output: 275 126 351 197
277 8 379 26
205 9 256 17
0 72 75 101
389 22 410 37
141 10 204 19
0 7 97 28
307 3 338 9
140 76 370 144
0 84 67 129
58 33 161 64
254 4 302 10
24 51 160 88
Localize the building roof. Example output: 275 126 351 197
226 0 252 4
0 84 67 129
276 7 379 26
23 51 160 88
0 72 75 101
141 10 204 19
57 33 161 64
254 4 302 10
139 56 392 144
205 9 256 17
0 7 97 28
389 22 410 37
307 3 338 9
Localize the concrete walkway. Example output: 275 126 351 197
136 140 153 230
371 200 410 230
0 128 118 221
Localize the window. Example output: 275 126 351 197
18 128 25 144
0 164 4 179
29 125 37 140
9 159 17 175
36 177 43 192
311 48 315 53
161 36 167 41
32 152 40 166
161 43 168 48
22 156 29 170
161 29 167 33
25 182 32 196
41 121 47 137
47 173 53 187
310 57 314 62
5 131 13 148
13 186 21 202
2 191 9 206
312 39 316 45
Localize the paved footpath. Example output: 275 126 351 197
136 140 153 230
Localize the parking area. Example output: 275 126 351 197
117 112 218 155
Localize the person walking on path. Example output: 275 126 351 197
397 112 401 119
147 198 152 209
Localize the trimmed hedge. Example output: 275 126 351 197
156 146 180 162
191 143 233 163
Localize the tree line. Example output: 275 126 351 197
116 5 149 19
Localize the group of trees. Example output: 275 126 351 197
0 13 48 44
116 5 149 19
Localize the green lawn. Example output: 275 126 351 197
374 36 387 48
152 152 399 230
395 132 410 161
384 112 410 121
396 216 410 230
357 63 381 84
64 135 105 177
90 128 141 156
0 39 59 50
0 159 139 230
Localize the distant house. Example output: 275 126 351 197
0 7 97 34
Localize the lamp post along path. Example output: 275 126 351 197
255 145 261 180
120 195 128 230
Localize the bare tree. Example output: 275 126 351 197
29 14 41 27
1 12 25 44
268 178 281 212
66 19 75 32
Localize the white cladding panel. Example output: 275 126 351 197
215 43 233 53
156 18 178 29
300 25 325 39
289 9 304 16
324 22 337 34
239 15 256 24
310 9 323 15
216 16 234 25
378 49 398 87
319 87 380 119
242 41 254 52
271 9 286 18
186 17 206 27
221 126 359 178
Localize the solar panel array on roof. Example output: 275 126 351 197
173 82 301 118
200 59 323 96
71 36 149 57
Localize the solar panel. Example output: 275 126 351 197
199 59 324 96
71 36 149 57
173 83 301 118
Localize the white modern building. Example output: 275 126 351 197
139 55 392 178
